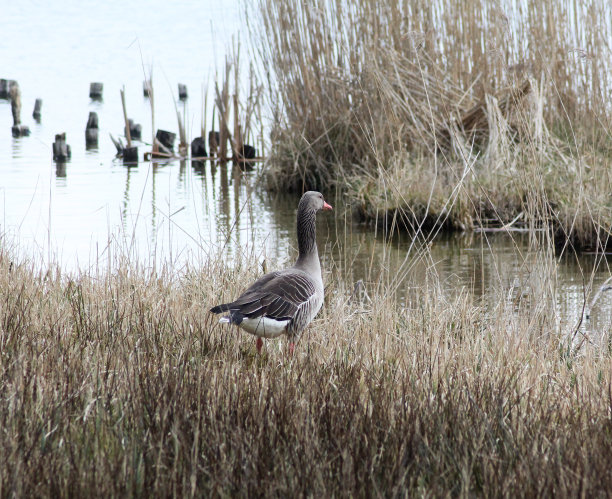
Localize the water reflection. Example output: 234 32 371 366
55 161 67 178
11 137 23 159
3 124 612 342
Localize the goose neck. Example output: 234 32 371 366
296 207 318 264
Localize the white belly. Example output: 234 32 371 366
239 317 289 338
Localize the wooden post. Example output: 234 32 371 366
10 82 21 125
53 133 71 161
32 99 42 121
85 111 99 147
9 82 30 137
178 83 188 100
0 79 15 99
122 147 138 163
190 137 207 158
155 130 176 151
0 79 8 99
89 82 103 99
241 144 256 159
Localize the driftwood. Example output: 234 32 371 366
53 133 71 161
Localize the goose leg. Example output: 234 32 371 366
256 337 263 353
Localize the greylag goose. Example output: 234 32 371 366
210 191 332 354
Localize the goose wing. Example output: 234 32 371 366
214 270 316 321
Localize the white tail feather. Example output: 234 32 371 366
219 316 230 323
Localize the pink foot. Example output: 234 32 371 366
256 337 263 354
288 342 295 356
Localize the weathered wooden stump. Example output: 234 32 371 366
156 129 176 151
12 126 30 137
9 81 30 137
85 111 98 147
86 111 98 130
53 133 71 161
123 146 139 164
235 144 256 170
125 119 142 141
10 81 21 125
240 144 256 160
85 129 98 147
89 82 103 99
143 80 152 97
0 79 15 100
208 130 220 156
32 98 42 121
0 79 8 99
178 83 188 100
191 136 207 158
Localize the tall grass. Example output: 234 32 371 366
2 234 612 495
250 0 611 249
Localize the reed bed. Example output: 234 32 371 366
2 236 612 496
251 0 612 250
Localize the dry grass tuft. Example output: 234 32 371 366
2 237 612 495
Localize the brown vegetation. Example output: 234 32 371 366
251 0 612 250
2 239 612 495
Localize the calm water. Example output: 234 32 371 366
1 1 612 338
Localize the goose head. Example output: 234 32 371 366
299 191 333 213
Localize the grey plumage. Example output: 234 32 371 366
210 191 332 350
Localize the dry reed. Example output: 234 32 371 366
250 0 612 250
1 234 612 496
